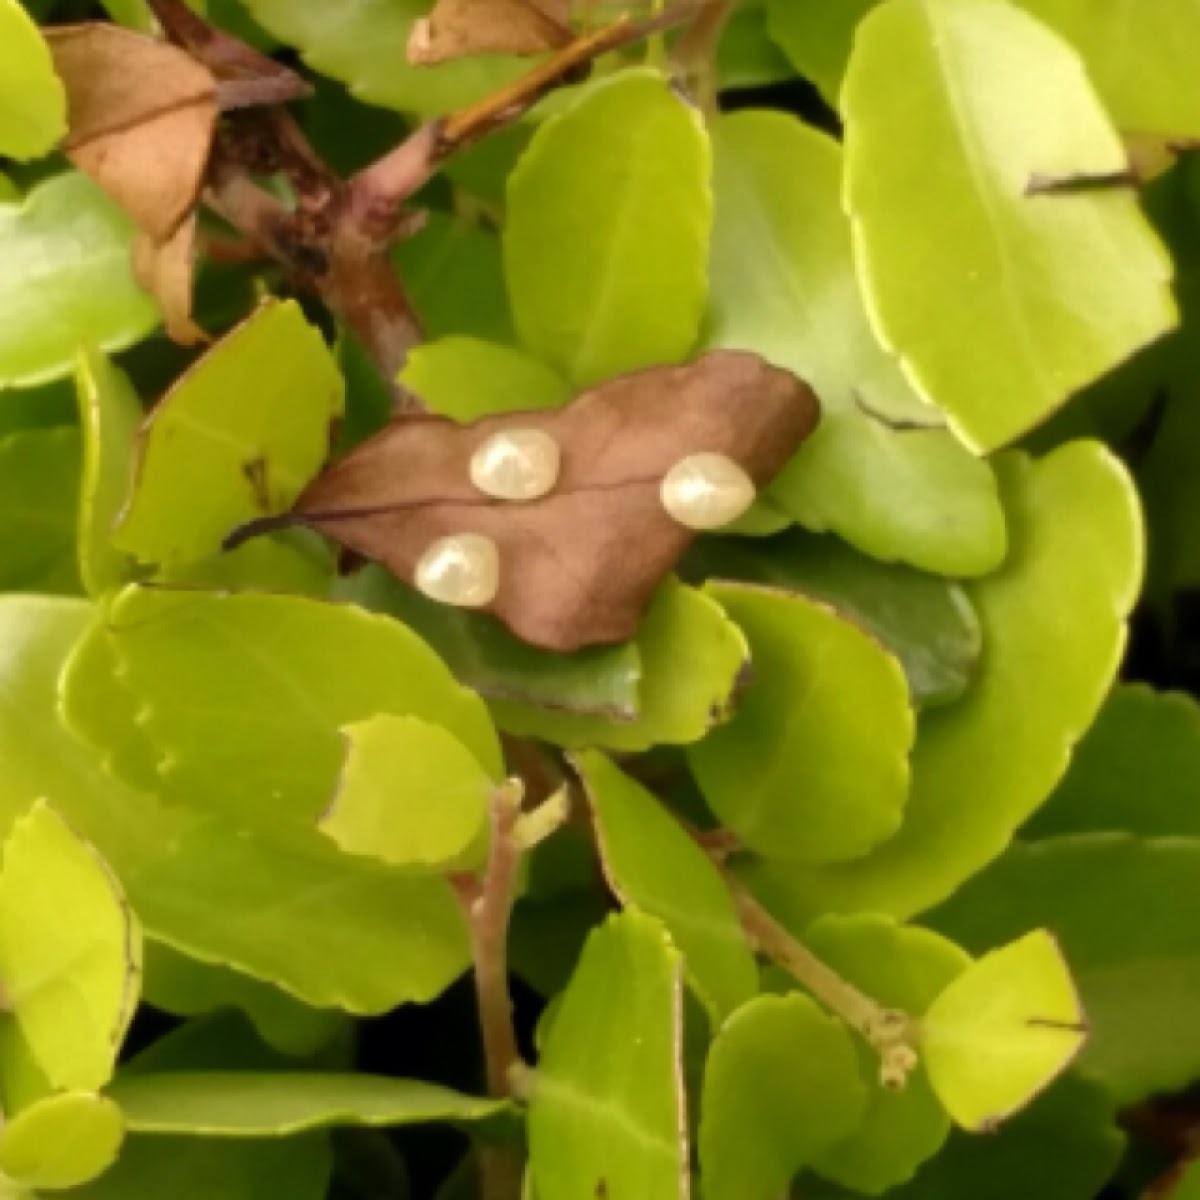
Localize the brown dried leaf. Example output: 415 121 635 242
232 352 819 651
132 219 207 346
408 0 573 65
47 25 218 243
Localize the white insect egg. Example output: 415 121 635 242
660 452 757 531
414 533 500 608
469 428 561 502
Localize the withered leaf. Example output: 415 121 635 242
229 352 820 652
47 24 218 342
408 0 573 66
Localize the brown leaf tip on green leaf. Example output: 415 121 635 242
230 351 820 651
408 0 573 66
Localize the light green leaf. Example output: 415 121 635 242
108 1072 506 1136
0 803 140 1093
923 931 1086 1131
73 349 142 597
61 1135 331 1200
803 916 969 1194
746 442 1142 920
0 174 158 389
690 582 914 864
113 300 344 569
506 68 712 388
142 943 342 1060
493 579 748 750
342 564 642 721
707 109 1006 576
127 818 469 1013
928 834 1200 1104
0 1092 123 1191
159 534 334 597
0 0 66 160
236 0 525 115
765 0 879 106
399 337 571 421
93 585 501 828
0 175 16 203
717 2 796 91
686 531 982 706
393 212 513 344
886 1073 1124 1200
319 715 492 871
1014 0 1200 139
699 993 867 1200
1023 684 1200 839
576 750 757 1023
844 0 1176 452
529 911 686 1200
0 427 82 595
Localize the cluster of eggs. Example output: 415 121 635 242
415 428 758 609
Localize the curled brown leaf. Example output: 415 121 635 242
228 352 820 651
408 0 573 65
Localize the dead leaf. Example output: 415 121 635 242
228 351 820 651
408 0 573 65
47 24 219 342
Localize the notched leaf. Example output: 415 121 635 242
46 23 219 344
408 0 573 65
231 352 819 652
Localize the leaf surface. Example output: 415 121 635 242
0 0 66 160
0 1091 123 1190
844 0 1176 451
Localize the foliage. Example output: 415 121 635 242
0 1 1197 1198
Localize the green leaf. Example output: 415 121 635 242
802 915 970 1194
92 585 501 828
0 175 16 203
886 1073 1124 1200
108 1072 506 1136
236 0 525 115
0 0 65 160
73 349 142 597
319 714 492 871
717 2 796 91
928 834 1200 1104
0 174 158 389
0 1091 123 1191
126 818 469 1013
505 68 712 388
765 0 879 107
61 1135 331 1200
1023 684 1200 839
699 993 867 1200
528 911 686 1200
685 530 982 706
575 750 757 1023
399 337 571 421
393 212 513 345
113 300 344 569
0 427 82 595
1014 0 1200 138
844 0 1176 452
342 564 642 720
142 943 342 1059
922 930 1086 1131
745 442 1142 920
706 109 1006 576
1176 1159 1200 1200
689 582 914 864
159 534 334 597
0 597 174 877
492 579 748 750
0 802 140 1093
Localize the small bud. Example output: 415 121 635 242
470 428 561 502
660 452 756 530
414 533 500 607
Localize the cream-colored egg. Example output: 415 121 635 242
660 453 756 530
470 428 561 502
414 534 500 607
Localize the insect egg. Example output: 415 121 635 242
660 452 757 530
469 428 561 502
414 533 500 608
